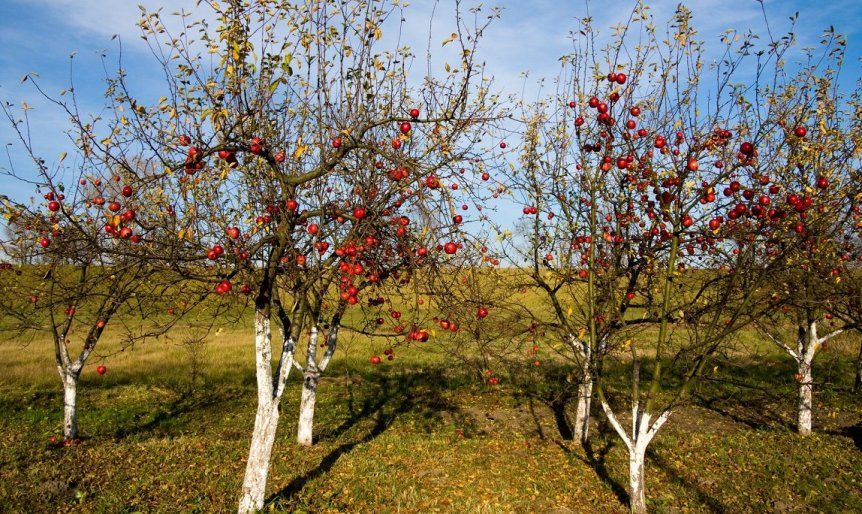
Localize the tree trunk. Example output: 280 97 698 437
628 444 647 514
237 402 280 514
62 372 79 440
237 308 280 514
574 374 592 444
797 358 813 436
297 373 319 446
599 394 671 514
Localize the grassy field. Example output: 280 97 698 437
1 320 861 513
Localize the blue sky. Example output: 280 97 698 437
1 0 861 204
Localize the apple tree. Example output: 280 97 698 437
493 5 805 511
86 1 507 511
747 27 861 435
0 99 210 441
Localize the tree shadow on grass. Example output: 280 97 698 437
264 367 460 508
510 364 577 441
549 394 575 441
264 401 400 509
580 438 629 507
826 422 862 452
646 447 727 513
692 390 794 432
523 390 577 442
110 388 241 439
550 411 628 508
508 364 630 507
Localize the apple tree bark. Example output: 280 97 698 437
238 303 300 514
764 321 844 435
296 310 343 446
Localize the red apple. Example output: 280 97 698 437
815 176 829 189
215 280 232 295
686 158 699 171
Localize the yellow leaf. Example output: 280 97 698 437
293 140 308 160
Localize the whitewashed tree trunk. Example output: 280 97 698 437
795 322 817 436
55 331 89 441
571 334 594 445
574 373 592 444
599 395 671 514
237 308 297 514
296 323 339 446
797 358 813 436
238 401 280 514
296 373 318 446
62 372 79 440
296 326 319 446
629 443 647 514
762 320 844 436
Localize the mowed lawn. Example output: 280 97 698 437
1 321 861 513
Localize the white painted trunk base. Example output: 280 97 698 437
797 360 813 436
237 403 280 514
62 374 78 440
297 375 318 446
237 310 285 514
629 447 647 514
764 321 843 436
574 377 592 444
599 395 672 514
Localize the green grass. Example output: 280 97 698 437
0 322 861 513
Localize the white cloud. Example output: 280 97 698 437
25 0 200 46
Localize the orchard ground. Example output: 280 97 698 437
1 318 861 513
